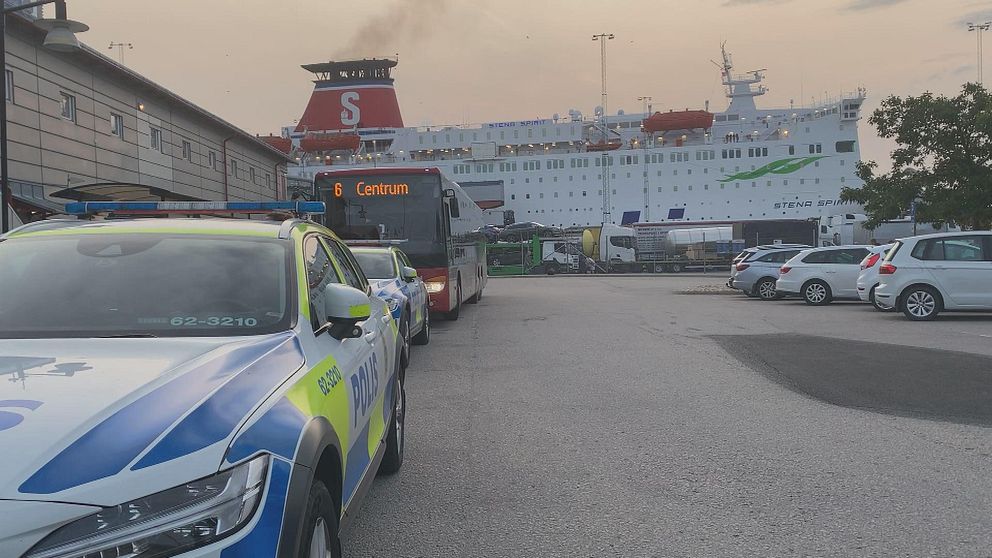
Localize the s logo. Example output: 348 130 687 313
341 92 361 126
0 400 43 432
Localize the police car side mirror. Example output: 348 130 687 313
319 284 372 340
401 266 417 282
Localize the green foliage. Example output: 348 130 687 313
840 83 992 229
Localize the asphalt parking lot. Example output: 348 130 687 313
343 275 992 557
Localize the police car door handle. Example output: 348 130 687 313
380 315 391 325
363 329 377 344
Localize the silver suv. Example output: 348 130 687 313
728 244 810 300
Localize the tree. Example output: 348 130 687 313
840 83 992 230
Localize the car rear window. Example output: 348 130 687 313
884 241 902 261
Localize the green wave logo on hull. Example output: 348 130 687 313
719 156 827 183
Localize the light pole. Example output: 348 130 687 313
592 32 614 226
968 21 991 85
1 0 87 233
638 95 652 222
108 41 132 64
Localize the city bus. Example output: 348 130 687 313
314 167 488 320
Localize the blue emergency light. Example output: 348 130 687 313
63 201 326 216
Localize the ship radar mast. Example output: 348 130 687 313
713 42 767 114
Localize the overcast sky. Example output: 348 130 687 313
71 0 992 169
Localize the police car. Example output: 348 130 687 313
350 245 431 369
0 201 405 558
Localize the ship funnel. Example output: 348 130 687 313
295 58 404 133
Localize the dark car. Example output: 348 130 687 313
498 221 561 242
476 224 502 243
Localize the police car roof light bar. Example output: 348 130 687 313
63 201 326 216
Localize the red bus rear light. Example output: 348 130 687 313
879 263 897 275
862 253 881 270
780 266 791 274
736 263 750 271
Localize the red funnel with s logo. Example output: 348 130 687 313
295 59 404 133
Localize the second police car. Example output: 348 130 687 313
0 202 404 558
350 245 431 369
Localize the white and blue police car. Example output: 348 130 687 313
350 245 431 369
0 202 405 558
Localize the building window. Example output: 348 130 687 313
5 69 12 102
110 113 124 139
250 167 256 183
150 128 162 151
208 150 216 169
60 92 76 122
265 172 271 187
181 139 192 161
231 159 238 176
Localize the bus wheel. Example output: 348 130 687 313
546 262 560 276
446 281 461 321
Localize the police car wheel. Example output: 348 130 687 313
413 306 430 345
299 481 341 558
379 375 405 475
400 314 411 369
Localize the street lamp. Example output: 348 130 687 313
592 32 614 226
968 21 991 85
1 0 87 234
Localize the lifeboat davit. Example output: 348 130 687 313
586 140 623 152
260 135 292 154
642 110 714 134
299 134 361 152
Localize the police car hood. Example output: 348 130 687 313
0 332 304 505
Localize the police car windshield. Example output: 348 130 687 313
353 251 397 280
0 234 292 338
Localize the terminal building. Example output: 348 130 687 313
3 11 290 223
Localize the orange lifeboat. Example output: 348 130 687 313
586 140 623 152
642 110 714 133
260 135 292 153
299 134 361 152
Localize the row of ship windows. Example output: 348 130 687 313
450 143 849 175
507 176 845 200
420 126 576 145
483 160 847 184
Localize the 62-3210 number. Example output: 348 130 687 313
170 316 259 327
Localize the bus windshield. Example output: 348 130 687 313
318 173 446 267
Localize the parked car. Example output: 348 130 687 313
874 232 992 321
776 245 872 305
352 246 431 369
498 221 560 242
476 224 502 243
856 243 895 310
728 245 809 300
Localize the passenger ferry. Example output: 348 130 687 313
271 46 867 227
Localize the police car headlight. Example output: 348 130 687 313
24 455 269 558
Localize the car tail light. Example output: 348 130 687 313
879 263 897 275
736 263 750 271
780 265 791 274
861 253 881 270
